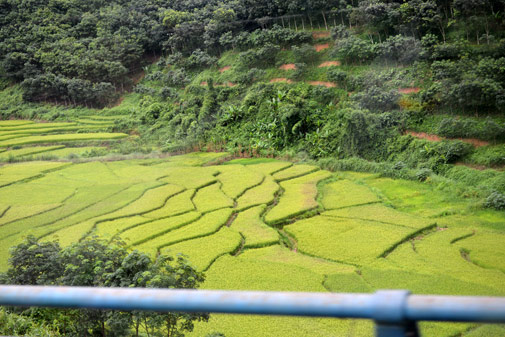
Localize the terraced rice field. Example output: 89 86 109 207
1 149 504 336
0 118 126 161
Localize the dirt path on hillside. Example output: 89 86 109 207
312 31 330 39
318 61 341 67
406 131 490 147
219 66 231 73
315 43 329 52
270 78 293 83
279 64 296 70
398 87 420 94
308 81 336 88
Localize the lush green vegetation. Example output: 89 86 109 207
2 0 505 335
0 153 502 336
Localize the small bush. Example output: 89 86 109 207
485 192 505 210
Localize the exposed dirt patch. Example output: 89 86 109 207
398 87 420 94
308 81 336 88
312 31 330 39
318 61 341 67
315 43 329 52
279 63 296 70
219 66 231 73
406 131 442 142
406 131 490 147
270 78 293 84
200 81 208 86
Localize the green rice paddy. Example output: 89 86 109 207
0 143 504 336
0 119 126 162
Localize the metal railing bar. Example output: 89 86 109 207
0 286 504 325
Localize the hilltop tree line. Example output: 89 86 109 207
1 0 504 107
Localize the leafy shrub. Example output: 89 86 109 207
292 44 318 65
377 35 421 64
163 69 190 87
332 35 377 64
485 192 505 210
416 168 432 181
331 25 351 40
185 49 218 69
353 85 400 112
248 25 312 48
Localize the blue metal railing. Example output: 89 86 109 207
1 286 505 336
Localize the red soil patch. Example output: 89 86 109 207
279 63 296 70
270 78 293 84
219 66 231 73
318 61 341 68
315 43 329 52
398 87 420 94
312 31 330 39
406 131 490 147
308 81 336 88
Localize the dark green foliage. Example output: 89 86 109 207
1 236 208 337
485 192 505 210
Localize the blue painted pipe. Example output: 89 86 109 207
0 286 504 324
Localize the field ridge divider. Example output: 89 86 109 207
379 223 439 259
152 208 234 256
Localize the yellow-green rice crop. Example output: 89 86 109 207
216 164 264 199
323 204 435 229
160 166 218 189
193 183 233 213
95 215 149 238
230 205 278 248
0 122 77 131
236 176 279 210
120 211 201 247
0 120 34 127
133 208 232 257
366 178 468 217
244 161 292 175
161 227 242 271
0 204 62 226
265 170 332 224
189 246 373 337
0 161 69 187
271 164 319 181
29 146 107 159
0 134 31 141
0 132 128 147
0 145 64 161
165 152 229 166
454 232 505 273
98 184 184 219
285 215 413 265
143 189 196 219
383 228 505 294
320 179 380 210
